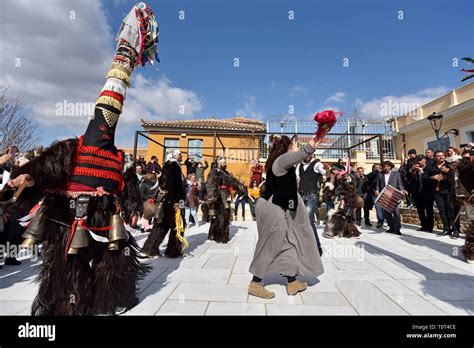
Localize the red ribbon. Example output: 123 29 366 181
64 218 112 260
64 218 80 261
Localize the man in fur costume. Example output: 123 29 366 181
5 2 159 315
121 166 143 228
323 165 362 239
206 158 244 243
141 149 188 258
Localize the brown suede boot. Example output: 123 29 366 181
287 280 308 295
248 281 275 299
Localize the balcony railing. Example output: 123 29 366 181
262 119 396 160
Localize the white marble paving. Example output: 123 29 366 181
1 221 472 316
155 267 231 284
156 300 208 316
266 304 357 315
335 280 407 315
169 282 248 303
126 282 179 315
397 279 474 301
205 302 265 315
388 295 446 315
429 300 474 315
300 292 350 306
0 300 31 315
202 254 236 269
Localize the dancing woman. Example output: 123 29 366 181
248 134 326 298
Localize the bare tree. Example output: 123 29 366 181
0 87 40 153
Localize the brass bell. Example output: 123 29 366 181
21 205 48 246
109 213 128 243
69 223 89 250
20 237 37 248
67 247 79 255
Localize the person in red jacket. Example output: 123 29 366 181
250 160 263 185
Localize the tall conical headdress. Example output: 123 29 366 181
69 2 159 192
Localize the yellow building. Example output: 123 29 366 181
393 82 474 155
140 117 266 184
119 147 147 159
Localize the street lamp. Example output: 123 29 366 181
427 112 458 139
427 112 443 139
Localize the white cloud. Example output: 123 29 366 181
325 92 346 104
354 86 449 119
289 86 305 98
0 0 113 133
0 0 202 145
235 95 263 119
123 75 203 124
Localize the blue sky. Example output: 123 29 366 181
1 0 473 147
108 0 473 119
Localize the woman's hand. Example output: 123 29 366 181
309 129 328 149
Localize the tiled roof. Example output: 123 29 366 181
141 117 266 132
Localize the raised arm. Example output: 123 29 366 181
272 143 316 177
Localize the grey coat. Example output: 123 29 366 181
249 143 324 279
376 170 405 193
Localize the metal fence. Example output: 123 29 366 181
265 119 396 160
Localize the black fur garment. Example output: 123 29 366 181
10 138 149 315
121 166 143 225
206 167 243 243
323 173 361 239
12 138 78 192
141 160 186 258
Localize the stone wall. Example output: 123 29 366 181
400 207 469 233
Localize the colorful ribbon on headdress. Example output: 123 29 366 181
116 2 160 67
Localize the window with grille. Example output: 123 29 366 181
164 138 179 162
188 139 203 160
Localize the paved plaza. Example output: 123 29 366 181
0 220 473 316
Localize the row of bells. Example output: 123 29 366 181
20 207 127 253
